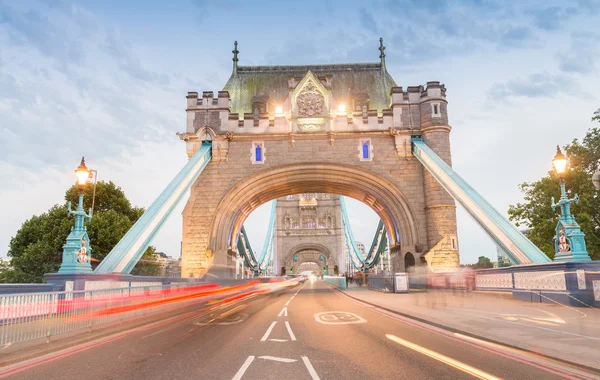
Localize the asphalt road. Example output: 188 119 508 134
1 280 598 380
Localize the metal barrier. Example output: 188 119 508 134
0 282 225 347
367 275 394 292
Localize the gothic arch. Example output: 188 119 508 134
207 163 422 256
286 243 333 265
196 126 216 141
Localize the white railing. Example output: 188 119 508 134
0 283 218 347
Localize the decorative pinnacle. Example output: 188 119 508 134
232 41 239 75
379 37 386 73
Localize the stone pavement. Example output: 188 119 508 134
341 285 600 370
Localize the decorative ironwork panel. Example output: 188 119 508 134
513 271 566 290
475 273 513 289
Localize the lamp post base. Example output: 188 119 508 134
57 262 93 274
553 252 591 262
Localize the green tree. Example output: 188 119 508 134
471 256 494 269
2 181 160 283
508 124 600 261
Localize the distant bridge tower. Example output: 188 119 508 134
276 194 343 275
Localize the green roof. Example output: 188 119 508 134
223 63 397 114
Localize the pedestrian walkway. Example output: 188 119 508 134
341 285 600 370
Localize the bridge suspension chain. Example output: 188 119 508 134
340 196 388 271
236 200 277 273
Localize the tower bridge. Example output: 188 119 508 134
95 40 550 278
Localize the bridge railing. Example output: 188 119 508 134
0 282 250 347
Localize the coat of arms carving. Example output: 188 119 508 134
296 82 324 117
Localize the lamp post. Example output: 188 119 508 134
551 146 591 262
58 157 94 273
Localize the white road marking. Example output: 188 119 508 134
278 307 288 317
285 321 297 341
261 321 277 341
258 356 297 363
314 312 367 325
232 356 255 380
285 300 290 306
386 334 501 380
268 339 288 342
301 356 321 380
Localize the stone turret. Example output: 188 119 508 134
418 82 459 269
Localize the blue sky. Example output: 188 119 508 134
1 0 599 264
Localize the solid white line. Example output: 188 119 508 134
259 356 297 363
285 321 297 341
278 307 288 317
261 321 277 342
386 334 500 380
268 338 288 342
232 356 255 380
301 356 321 380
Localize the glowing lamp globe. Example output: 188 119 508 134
552 146 568 176
75 157 90 189
337 103 346 115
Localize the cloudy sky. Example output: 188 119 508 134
1 0 599 265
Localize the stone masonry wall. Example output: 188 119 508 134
181 134 430 277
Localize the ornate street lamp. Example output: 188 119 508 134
58 157 94 273
551 146 591 262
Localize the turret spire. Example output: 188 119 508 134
232 41 239 75
379 37 386 72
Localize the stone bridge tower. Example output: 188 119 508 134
178 40 460 277
275 193 343 276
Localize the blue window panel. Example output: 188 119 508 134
362 141 369 159
255 144 262 162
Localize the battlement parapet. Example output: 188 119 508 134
186 91 230 109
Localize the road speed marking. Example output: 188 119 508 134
314 312 367 325
386 334 500 380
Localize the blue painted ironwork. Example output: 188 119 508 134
412 137 550 264
339 196 365 266
237 226 259 270
340 196 388 271
551 182 591 262
236 200 277 273
58 192 93 273
95 142 213 273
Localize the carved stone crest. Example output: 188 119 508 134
296 82 324 117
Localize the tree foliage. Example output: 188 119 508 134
508 124 600 261
1 181 160 283
470 256 494 269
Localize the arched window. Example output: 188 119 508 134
359 139 372 161
251 141 265 164
255 144 262 161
